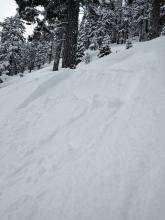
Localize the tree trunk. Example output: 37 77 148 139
49 55 52 64
53 27 64 71
62 0 79 69
9 56 17 76
139 20 143 42
150 0 161 39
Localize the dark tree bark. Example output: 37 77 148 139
62 0 79 69
139 19 148 42
48 43 53 64
53 27 64 71
9 56 17 76
150 0 161 39
127 0 134 5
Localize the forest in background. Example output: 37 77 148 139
0 0 164 79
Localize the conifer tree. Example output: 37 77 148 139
15 0 101 70
26 40 36 73
76 15 89 64
129 0 151 41
0 15 26 76
98 34 111 58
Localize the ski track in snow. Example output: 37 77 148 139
0 37 165 220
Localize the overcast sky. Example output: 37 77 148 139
0 0 17 21
0 0 83 37
0 0 34 37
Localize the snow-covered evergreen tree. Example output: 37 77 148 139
96 1 116 44
131 0 151 41
26 22 54 71
0 15 26 76
26 40 36 73
77 0 116 55
98 34 111 58
76 16 87 64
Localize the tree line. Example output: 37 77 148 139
0 0 164 77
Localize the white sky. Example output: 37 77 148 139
0 0 34 37
0 0 17 21
0 0 83 38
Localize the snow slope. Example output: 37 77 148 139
0 37 165 220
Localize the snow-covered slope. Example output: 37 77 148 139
0 37 165 220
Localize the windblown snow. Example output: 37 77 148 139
0 37 165 220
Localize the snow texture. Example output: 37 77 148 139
0 37 165 220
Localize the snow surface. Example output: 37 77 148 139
0 37 165 220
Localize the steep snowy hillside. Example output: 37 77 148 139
0 37 165 220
